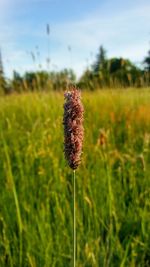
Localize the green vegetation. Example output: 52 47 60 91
144 49 150 72
79 46 150 89
0 89 150 266
0 46 150 94
0 50 7 95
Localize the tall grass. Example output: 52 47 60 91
0 89 150 266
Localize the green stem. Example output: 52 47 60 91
73 170 76 267
2 134 23 267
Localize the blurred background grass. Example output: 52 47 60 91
0 89 150 266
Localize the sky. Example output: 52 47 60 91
0 0 150 78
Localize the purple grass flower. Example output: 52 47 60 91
63 86 84 170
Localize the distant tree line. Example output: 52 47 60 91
0 46 150 94
79 46 150 89
0 50 8 94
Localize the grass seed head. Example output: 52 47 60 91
63 86 84 170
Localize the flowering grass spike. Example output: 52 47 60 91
63 86 84 170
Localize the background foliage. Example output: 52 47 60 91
0 46 150 94
0 90 150 266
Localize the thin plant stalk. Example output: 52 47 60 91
46 23 50 71
2 133 23 267
73 170 76 267
63 87 84 266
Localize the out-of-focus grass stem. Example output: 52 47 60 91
73 170 76 267
2 133 23 267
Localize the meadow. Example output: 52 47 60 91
0 89 150 267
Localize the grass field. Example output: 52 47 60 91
0 89 150 267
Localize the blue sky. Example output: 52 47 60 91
0 0 150 78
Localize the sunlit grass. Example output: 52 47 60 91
0 88 150 266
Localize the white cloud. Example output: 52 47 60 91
0 0 12 12
53 3 150 50
1 1 150 78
